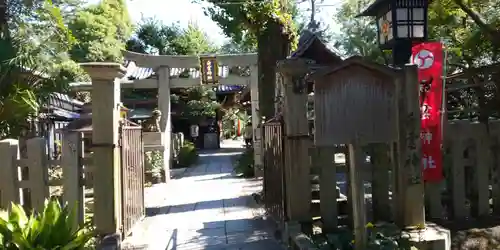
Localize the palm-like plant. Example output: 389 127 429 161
0 0 75 138
0 199 94 249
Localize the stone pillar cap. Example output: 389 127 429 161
80 62 127 81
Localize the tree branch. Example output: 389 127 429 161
452 0 500 46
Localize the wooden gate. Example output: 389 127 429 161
120 125 145 237
262 118 287 225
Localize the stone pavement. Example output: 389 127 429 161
122 142 284 250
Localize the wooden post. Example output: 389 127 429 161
158 66 172 182
395 65 425 228
62 132 85 227
348 140 367 250
250 64 263 177
282 75 312 223
0 139 20 208
475 124 490 217
26 137 49 212
81 62 125 238
450 135 466 218
315 147 338 231
371 144 391 222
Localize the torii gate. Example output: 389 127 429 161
71 51 263 180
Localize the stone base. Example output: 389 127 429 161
405 222 451 250
285 221 319 250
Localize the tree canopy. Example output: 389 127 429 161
69 0 132 63
126 19 217 55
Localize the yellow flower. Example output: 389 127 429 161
351 240 355 244
366 222 375 228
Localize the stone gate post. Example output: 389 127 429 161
81 62 126 240
157 66 172 181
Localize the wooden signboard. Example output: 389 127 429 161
200 56 219 84
309 57 397 146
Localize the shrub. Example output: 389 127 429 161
145 150 163 178
233 148 254 177
177 141 199 167
326 223 415 250
0 198 94 249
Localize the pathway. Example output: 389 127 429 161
122 140 284 250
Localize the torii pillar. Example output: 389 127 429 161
157 66 172 181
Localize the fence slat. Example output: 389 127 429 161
314 146 338 231
492 136 500 215
475 128 491 217
0 139 20 208
451 137 467 219
26 137 50 212
62 132 84 227
371 144 391 222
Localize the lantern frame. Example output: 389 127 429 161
358 0 429 50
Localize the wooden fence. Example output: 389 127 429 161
262 117 287 227
0 135 93 227
298 120 500 232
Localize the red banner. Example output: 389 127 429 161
411 42 444 182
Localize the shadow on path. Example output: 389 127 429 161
122 144 284 250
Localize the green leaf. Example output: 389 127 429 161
9 203 28 229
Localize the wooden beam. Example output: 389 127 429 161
123 50 258 68
70 75 251 91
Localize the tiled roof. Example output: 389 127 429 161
123 61 245 93
290 29 342 63
123 61 240 80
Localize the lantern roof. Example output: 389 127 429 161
307 56 398 82
290 30 342 65
358 0 432 17
357 0 388 17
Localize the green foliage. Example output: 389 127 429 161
199 0 298 119
177 141 199 168
170 23 218 55
124 19 218 104
180 86 220 123
334 0 500 67
0 199 94 249
126 19 217 56
199 0 297 48
326 224 414 250
145 150 164 178
69 0 132 63
221 107 248 139
233 148 254 177
333 0 387 63
0 0 77 138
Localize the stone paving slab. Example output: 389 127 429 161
122 143 284 250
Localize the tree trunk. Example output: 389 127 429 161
257 20 291 120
